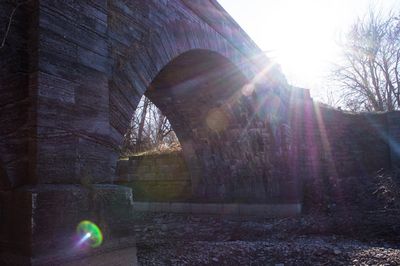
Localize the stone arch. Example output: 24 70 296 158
146 49 252 199
109 18 267 146
109 18 290 201
112 47 254 199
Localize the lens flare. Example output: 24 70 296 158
206 107 229 133
76 220 103 248
77 232 92 246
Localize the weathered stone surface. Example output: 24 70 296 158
0 1 36 189
0 0 399 203
290 99 400 208
1 0 298 200
116 153 191 201
0 185 136 265
1 0 400 263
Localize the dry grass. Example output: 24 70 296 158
121 142 182 159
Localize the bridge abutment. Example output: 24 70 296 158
1 4 303 263
1 2 139 263
0 185 137 265
2 0 399 264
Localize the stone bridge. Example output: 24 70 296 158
1 0 400 265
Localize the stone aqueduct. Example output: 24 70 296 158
0 0 400 264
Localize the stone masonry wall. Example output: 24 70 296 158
0 1 37 189
117 91 399 206
116 152 191 201
290 96 400 208
107 0 291 203
0 0 295 206
387 112 400 167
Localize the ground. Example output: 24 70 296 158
132 211 400 265
130 170 400 265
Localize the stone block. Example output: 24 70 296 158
61 247 138 266
191 203 223 214
148 202 170 212
222 203 240 216
239 204 264 216
170 202 192 213
132 202 150 212
0 185 136 265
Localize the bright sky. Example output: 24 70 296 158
217 0 400 100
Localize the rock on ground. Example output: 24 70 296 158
132 212 400 265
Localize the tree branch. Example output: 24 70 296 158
0 1 28 50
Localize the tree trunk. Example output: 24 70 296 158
137 97 150 152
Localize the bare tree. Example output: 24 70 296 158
136 96 150 151
314 85 343 109
0 0 31 50
121 96 180 156
333 9 400 112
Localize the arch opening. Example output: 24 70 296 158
120 95 182 158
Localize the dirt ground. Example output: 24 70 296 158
132 170 400 265
133 211 400 265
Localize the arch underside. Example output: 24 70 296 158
115 49 294 202
109 14 297 202
147 49 257 200
0 0 298 203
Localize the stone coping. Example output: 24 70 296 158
133 202 302 217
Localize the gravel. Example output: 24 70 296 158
132 212 400 265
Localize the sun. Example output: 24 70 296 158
258 1 338 89
218 0 400 97
217 0 345 92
